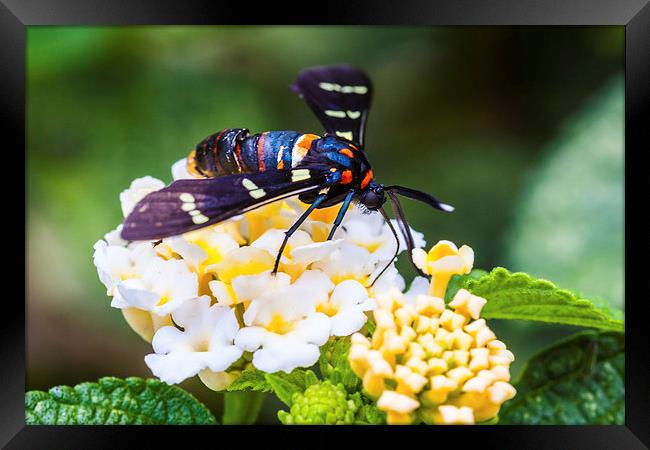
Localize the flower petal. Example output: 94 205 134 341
119 176 165 217
144 352 205 385
171 157 194 180
291 239 342 266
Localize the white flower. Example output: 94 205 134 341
145 296 243 384
317 280 377 336
312 242 376 282
93 241 132 295
104 224 129 247
157 230 240 273
119 176 165 218
235 271 334 373
367 264 406 295
209 270 293 307
403 276 431 304
171 157 195 180
251 229 342 274
92 238 157 296
96 159 432 387
114 258 199 316
236 314 331 374
333 207 425 266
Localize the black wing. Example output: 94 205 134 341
121 168 330 241
290 64 373 147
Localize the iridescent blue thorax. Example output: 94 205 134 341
302 135 372 179
296 134 375 207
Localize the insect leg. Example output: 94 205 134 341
272 192 328 274
367 207 401 288
326 189 356 240
386 190 428 278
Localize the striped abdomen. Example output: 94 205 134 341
187 128 320 178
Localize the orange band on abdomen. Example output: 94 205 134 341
257 133 267 171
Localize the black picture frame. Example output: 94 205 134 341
6 0 648 447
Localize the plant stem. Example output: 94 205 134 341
222 391 267 425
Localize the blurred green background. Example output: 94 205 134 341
26 26 624 423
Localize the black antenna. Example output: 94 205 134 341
367 207 400 288
386 190 427 278
385 185 454 213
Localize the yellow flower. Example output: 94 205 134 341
349 242 516 425
412 240 474 298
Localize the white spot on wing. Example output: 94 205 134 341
181 202 196 212
242 178 258 190
343 86 368 94
346 110 361 119
179 193 195 203
319 82 339 91
192 214 209 224
318 82 367 95
325 110 346 118
249 189 266 199
335 131 354 141
291 169 311 182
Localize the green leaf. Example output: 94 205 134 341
477 415 499 425
226 368 272 393
445 268 489 302
222 391 266 425
25 377 217 425
467 267 623 331
264 369 314 406
365 319 376 335
354 402 386 425
500 331 624 424
319 337 361 393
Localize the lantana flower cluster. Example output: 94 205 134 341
349 241 516 425
93 159 417 391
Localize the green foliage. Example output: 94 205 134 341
478 416 499 425
226 368 272 393
506 76 624 309
276 379 385 425
319 336 361 392
226 367 320 407
500 331 624 424
278 380 361 425
264 369 318 407
365 319 376 335
445 268 489 302
266 337 385 424
222 391 267 425
354 403 387 425
25 377 216 425
467 267 623 331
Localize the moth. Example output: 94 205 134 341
121 64 453 283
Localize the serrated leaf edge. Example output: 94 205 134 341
467 267 624 331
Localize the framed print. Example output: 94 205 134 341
5 0 649 447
